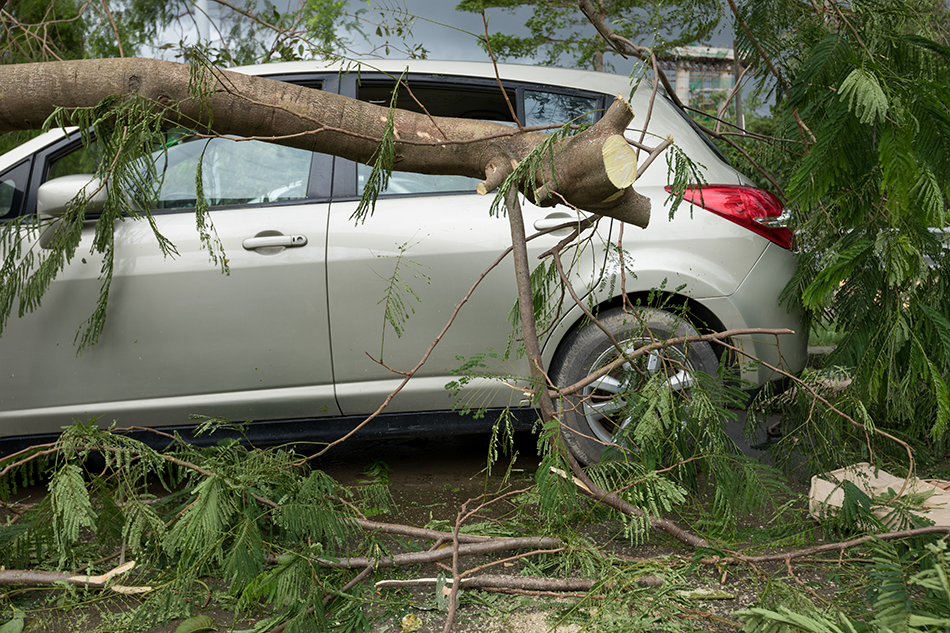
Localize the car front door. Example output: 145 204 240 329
0 126 339 437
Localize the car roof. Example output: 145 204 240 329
231 58 637 97
0 59 739 187
228 58 738 185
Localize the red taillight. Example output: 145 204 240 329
664 185 795 250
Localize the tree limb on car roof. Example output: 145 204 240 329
0 57 651 227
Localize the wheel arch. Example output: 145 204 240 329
541 289 732 369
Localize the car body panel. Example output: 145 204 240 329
0 58 807 448
1 199 340 434
325 192 603 415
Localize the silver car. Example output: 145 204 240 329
0 60 806 462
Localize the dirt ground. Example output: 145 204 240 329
15 417 840 633
276 425 828 633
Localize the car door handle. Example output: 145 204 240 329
533 213 587 232
242 234 308 250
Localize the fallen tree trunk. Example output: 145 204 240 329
0 58 650 227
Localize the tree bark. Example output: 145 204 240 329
0 560 150 593
376 573 664 591
316 536 561 569
0 58 650 227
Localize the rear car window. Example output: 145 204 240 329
524 89 599 127
355 81 601 197
356 82 517 196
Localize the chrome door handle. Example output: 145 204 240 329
242 234 308 250
534 212 584 232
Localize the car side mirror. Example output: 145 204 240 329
37 174 107 217
36 174 107 249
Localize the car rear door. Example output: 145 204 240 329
325 74 611 416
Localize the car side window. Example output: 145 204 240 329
356 82 517 196
43 133 314 211
523 90 599 127
0 160 31 221
48 142 102 181
354 82 601 197
152 135 312 209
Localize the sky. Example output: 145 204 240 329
349 1 529 62
167 1 734 76
345 1 735 72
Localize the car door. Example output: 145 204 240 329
0 123 339 436
325 75 611 416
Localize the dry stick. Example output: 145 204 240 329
443 497 468 633
635 137 672 179
352 518 493 544
324 564 373 606
707 526 950 565
317 537 561 570
0 560 148 593
441 488 533 633
377 574 663 592
459 547 566 579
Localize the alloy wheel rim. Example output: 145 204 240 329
580 337 695 445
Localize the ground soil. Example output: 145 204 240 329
11 420 849 633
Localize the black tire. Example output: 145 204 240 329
549 307 719 464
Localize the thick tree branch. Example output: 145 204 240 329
377 573 664 591
0 58 651 226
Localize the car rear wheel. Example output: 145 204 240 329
549 307 719 464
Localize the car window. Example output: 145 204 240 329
152 135 312 209
0 160 30 221
356 82 517 196
43 133 314 211
48 141 102 181
523 90 599 127
355 82 601 197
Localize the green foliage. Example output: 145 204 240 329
0 424 371 630
739 539 950 633
456 0 722 71
730 0 950 448
173 615 216 633
375 239 431 360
